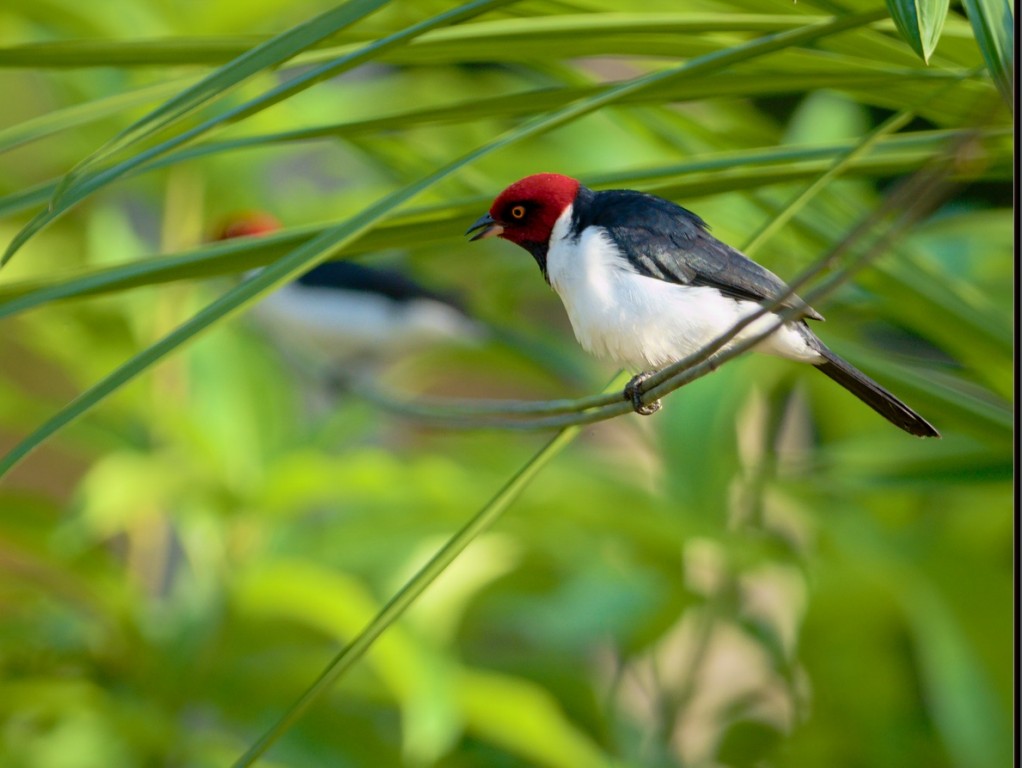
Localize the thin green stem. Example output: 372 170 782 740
741 108 916 258
232 372 628 767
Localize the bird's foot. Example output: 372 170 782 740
624 372 661 416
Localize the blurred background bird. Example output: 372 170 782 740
213 211 487 381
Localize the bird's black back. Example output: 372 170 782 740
297 262 466 312
570 186 822 321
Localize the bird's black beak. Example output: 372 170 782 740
466 213 503 241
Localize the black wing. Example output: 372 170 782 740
297 262 466 312
572 188 823 321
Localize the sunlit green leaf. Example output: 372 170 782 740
961 0 1015 105
885 0 950 62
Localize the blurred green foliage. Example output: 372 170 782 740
0 1 1012 766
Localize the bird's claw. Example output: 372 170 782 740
624 373 661 416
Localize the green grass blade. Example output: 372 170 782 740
0 70 974 208
742 109 916 256
129 70 974 163
961 0 1015 105
0 10 889 479
841 344 1012 439
1 121 1005 235
6 13 981 70
0 66 970 222
50 0 391 198
0 37 269 68
0 15 828 69
0 179 60 219
0 78 190 156
0 228 311 317
2 126 1009 319
0 0 517 267
885 0 951 63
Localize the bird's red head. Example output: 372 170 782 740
468 173 581 250
214 211 281 241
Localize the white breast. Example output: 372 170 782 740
545 206 823 372
254 282 484 362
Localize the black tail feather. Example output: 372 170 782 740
813 347 939 438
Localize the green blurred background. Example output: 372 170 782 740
0 1 1013 766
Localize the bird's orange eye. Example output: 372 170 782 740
510 205 527 220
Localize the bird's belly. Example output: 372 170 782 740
554 271 819 372
255 284 481 361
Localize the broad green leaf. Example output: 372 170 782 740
899 581 1012 768
234 557 463 763
961 0 1015 106
232 411 607 766
456 668 614 768
885 0 950 63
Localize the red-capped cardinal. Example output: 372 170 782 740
467 173 938 437
214 212 484 364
